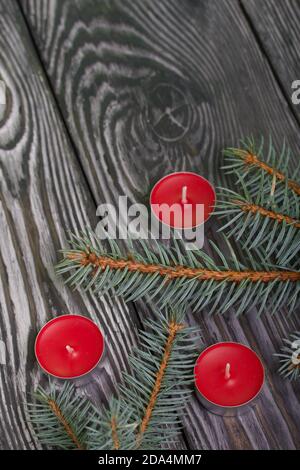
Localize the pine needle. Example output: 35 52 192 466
216 183 300 264
120 310 199 449
223 137 300 201
135 320 184 448
87 310 200 450
26 381 93 449
55 229 300 316
274 331 300 381
87 398 137 450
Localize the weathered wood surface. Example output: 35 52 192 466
0 0 141 450
0 0 299 449
242 0 300 122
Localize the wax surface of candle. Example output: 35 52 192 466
195 342 264 406
35 315 104 378
150 172 215 228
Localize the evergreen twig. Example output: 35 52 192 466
220 138 300 264
275 331 300 381
134 318 185 448
223 137 300 202
26 381 93 449
89 310 199 450
55 229 300 316
87 398 136 450
216 183 300 264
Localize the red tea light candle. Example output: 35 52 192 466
35 315 105 379
194 342 264 416
150 172 216 229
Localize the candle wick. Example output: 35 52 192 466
66 344 75 355
225 362 231 380
181 186 188 204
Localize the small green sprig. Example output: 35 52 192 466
27 380 93 449
275 331 300 381
215 184 300 264
87 398 136 450
219 138 300 264
88 310 199 450
223 137 300 205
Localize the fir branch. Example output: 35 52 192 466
27 381 93 449
275 331 300 381
236 199 300 228
65 250 300 282
220 138 300 264
87 310 199 450
216 183 300 264
135 320 184 448
223 137 300 201
47 398 85 449
241 152 300 196
120 310 199 449
55 230 300 316
87 398 137 450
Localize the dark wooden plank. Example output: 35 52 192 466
242 0 300 121
20 0 300 450
0 0 141 449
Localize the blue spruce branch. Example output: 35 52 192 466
55 229 300 316
275 331 300 381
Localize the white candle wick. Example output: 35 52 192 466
66 344 75 355
225 362 231 380
181 185 188 204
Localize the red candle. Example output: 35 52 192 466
35 315 105 379
150 172 215 228
195 342 264 415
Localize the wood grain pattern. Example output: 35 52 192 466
0 0 141 450
242 0 300 122
5 0 300 449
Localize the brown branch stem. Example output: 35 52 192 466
111 417 120 450
234 199 300 229
243 151 300 197
66 252 300 283
47 399 85 450
135 321 184 448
